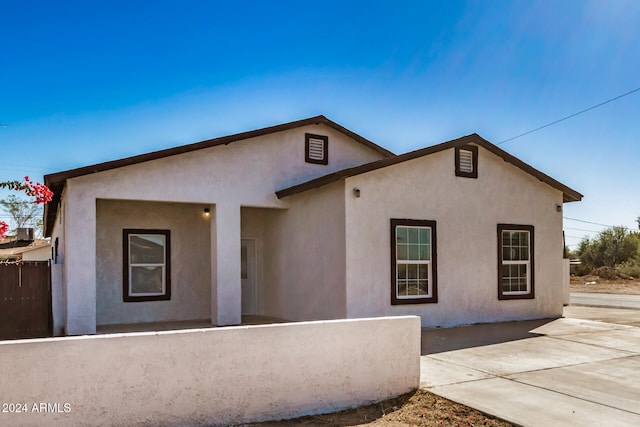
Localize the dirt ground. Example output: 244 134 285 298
247 389 513 426
242 276 639 427
569 275 640 294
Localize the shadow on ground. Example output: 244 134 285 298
421 318 558 355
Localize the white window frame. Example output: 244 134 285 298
498 224 534 300
123 229 171 302
391 219 438 304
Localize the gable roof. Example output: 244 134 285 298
276 133 583 203
43 115 394 236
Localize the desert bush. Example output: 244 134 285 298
570 262 591 276
591 266 623 280
578 227 639 270
616 258 640 278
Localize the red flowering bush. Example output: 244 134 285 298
0 176 52 239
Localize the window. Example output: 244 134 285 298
123 229 171 302
391 219 438 304
498 224 534 300
455 145 478 178
305 133 328 165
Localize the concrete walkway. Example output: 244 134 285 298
420 307 640 426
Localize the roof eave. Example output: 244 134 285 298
43 115 394 237
277 133 584 204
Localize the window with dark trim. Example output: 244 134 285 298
497 224 534 300
305 133 328 165
391 219 438 305
455 145 478 178
123 229 171 302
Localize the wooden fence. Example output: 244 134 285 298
0 261 52 340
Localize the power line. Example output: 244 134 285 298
497 86 640 145
563 216 614 228
563 226 604 233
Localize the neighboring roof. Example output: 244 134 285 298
0 239 50 260
276 133 583 203
43 115 394 236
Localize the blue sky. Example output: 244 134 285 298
1 0 639 248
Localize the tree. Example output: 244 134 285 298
0 195 43 235
578 226 639 269
0 176 52 239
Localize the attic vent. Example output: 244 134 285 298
455 145 478 178
459 150 473 173
305 133 328 165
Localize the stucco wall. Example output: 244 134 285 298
51 264 65 336
0 316 420 426
262 183 347 321
48 195 66 335
344 145 565 327
562 258 570 305
66 124 385 209
59 123 385 333
21 245 51 261
96 199 211 325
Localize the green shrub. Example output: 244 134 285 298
570 262 591 276
616 258 640 278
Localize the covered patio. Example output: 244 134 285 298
96 315 289 334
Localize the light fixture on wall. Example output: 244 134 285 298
204 208 210 217
556 204 562 213
353 188 361 198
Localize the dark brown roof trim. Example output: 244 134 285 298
43 115 395 237
276 133 583 203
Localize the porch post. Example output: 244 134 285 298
210 202 242 326
64 189 97 335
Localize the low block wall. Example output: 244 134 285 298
562 258 570 305
0 316 420 426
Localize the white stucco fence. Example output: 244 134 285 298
0 316 420 426
562 258 571 305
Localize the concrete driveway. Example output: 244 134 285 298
420 307 640 426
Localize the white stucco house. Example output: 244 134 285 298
44 115 582 336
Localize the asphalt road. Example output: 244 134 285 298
570 292 640 309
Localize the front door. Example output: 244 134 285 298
241 239 257 315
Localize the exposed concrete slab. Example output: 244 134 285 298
421 309 640 426
529 317 631 336
95 315 288 334
428 336 630 376
420 357 492 388
421 318 549 355
557 327 640 353
431 377 640 427
564 305 640 327
507 355 640 416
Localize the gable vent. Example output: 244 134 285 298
308 138 325 160
305 133 329 165
455 145 478 178
458 149 474 173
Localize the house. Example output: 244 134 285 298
43 115 582 336
0 231 51 262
